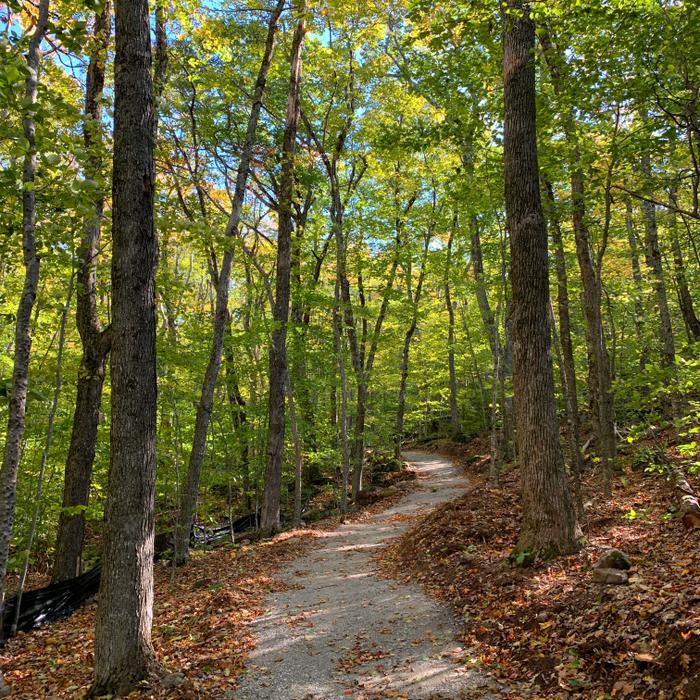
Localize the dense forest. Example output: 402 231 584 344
0 0 699 696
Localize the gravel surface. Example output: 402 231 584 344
233 451 497 700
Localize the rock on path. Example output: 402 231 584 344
233 452 496 700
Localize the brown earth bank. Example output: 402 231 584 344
376 437 700 699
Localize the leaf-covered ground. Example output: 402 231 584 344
3 531 320 698
376 438 700 699
2 469 417 700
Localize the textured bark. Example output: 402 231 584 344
543 179 583 514
445 218 460 436
261 10 306 534
503 0 579 557
91 0 158 691
0 0 50 630
176 0 284 556
53 0 112 584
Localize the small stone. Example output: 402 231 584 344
162 672 186 690
592 567 629 585
596 548 632 570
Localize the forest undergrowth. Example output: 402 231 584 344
377 436 700 700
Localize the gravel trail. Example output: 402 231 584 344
233 451 495 700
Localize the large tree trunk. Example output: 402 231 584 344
0 0 50 645
91 0 158 691
53 0 112 584
261 9 306 534
175 0 284 558
503 0 579 558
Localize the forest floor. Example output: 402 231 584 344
3 441 698 699
377 436 700 700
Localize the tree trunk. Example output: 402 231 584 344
224 317 250 509
0 0 50 639
351 381 368 497
175 0 284 557
503 0 579 557
285 373 304 527
290 191 317 450
640 151 676 417
13 277 73 635
445 218 460 436
91 0 158 691
624 194 649 369
543 179 584 514
472 216 513 463
668 187 700 343
260 9 305 535
394 233 430 459
53 0 112 584
333 281 351 515
471 217 497 356
541 30 616 497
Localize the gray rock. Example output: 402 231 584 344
161 672 186 690
592 567 629 585
596 548 631 571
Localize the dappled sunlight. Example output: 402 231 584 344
234 453 496 699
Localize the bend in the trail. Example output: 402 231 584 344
233 451 498 700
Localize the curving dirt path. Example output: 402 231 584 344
233 452 497 700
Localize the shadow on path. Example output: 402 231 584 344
233 452 497 700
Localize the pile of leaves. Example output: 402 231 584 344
376 438 700 699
